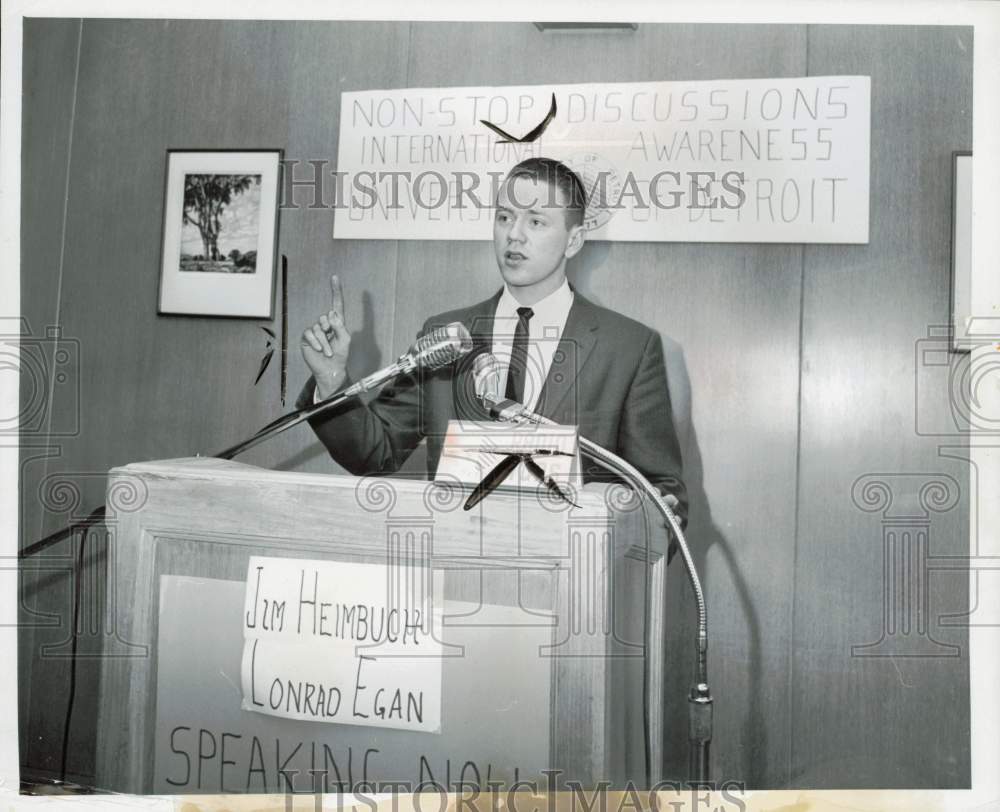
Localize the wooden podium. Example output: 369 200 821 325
95 457 671 794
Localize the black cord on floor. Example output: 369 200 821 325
58 528 86 782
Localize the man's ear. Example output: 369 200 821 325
564 223 586 259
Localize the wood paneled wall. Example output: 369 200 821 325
18 19 971 788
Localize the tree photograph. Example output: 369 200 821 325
179 173 262 273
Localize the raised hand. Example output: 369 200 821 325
301 274 352 399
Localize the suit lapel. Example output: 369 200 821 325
447 289 503 422
464 289 503 352
535 293 600 421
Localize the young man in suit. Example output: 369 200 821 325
299 157 688 526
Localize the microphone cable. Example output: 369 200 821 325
26 324 475 789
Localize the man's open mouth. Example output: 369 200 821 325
505 251 527 260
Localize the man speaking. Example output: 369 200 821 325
298 157 688 526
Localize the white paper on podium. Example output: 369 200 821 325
154 575 553 793
240 635 443 732
436 419 582 493
240 557 444 733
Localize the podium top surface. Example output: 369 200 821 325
110 455 632 513
105 457 670 560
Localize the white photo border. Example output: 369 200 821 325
157 149 282 319
2 2 999 810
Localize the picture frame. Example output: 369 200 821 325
950 150 973 351
158 149 282 318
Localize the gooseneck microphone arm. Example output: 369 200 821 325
478 389 713 784
19 323 474 560
578 435 712 784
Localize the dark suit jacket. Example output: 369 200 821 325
297 287 688 527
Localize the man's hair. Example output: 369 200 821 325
501 157 587 229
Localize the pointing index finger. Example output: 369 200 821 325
330 274 344 318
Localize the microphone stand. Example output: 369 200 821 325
20 314 477 560
486 400 713 784
220 326 469 461
214 382 361 461
19 385 364 560
19 325 472 795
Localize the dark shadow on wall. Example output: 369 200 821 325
348 290 383 381
660 344 768 787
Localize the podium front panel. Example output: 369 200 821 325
96 458 669 793
153 574 553 793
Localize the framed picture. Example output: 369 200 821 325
950 151 972 351
158 149 282 318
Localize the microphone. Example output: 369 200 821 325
473 353 553 426
411 322 475 370
341 322 473 398
473 352 502 405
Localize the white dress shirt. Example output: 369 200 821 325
491 279 574 413
315 280 575 410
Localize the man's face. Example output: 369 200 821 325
493 174 585 299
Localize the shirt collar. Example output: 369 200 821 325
495 278 574 324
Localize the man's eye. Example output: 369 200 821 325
531 218 544 227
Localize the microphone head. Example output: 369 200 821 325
412 322 473 370
473 352 502 406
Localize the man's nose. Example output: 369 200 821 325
507 216 527 242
